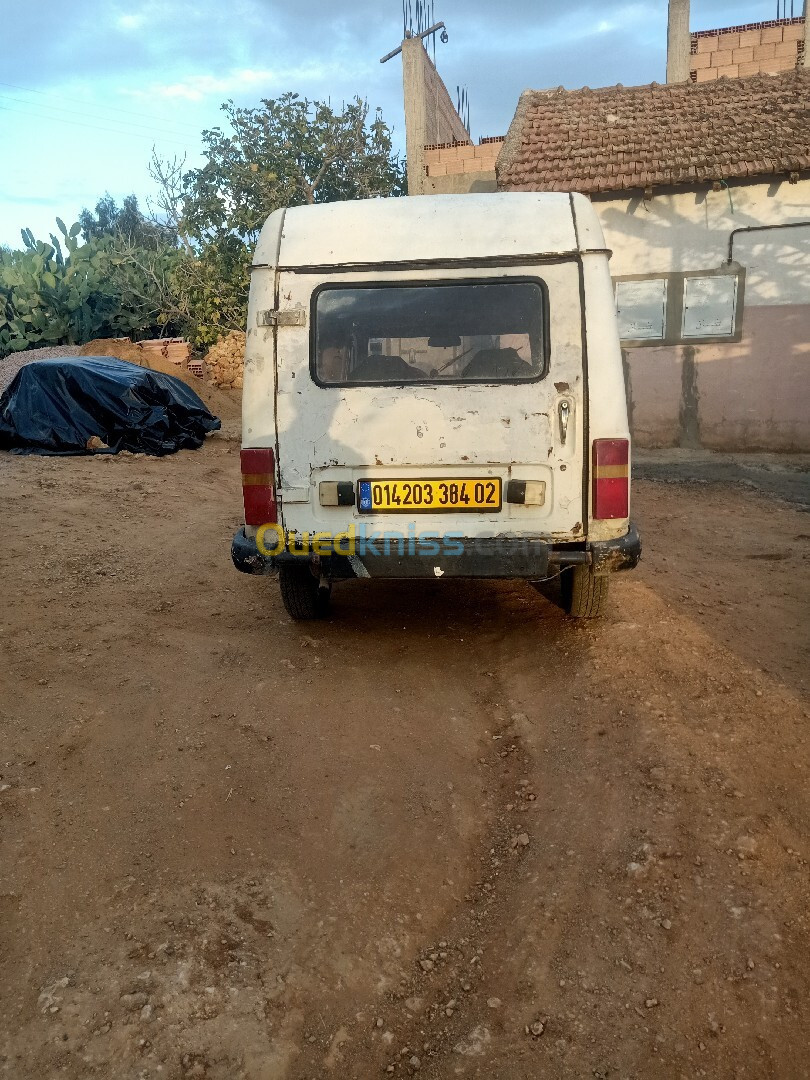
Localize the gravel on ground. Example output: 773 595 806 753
0 345 83 395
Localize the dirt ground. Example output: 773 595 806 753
1 441 808 1080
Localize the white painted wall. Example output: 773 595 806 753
588 179 810 451
594 179 810 304
734 226 810 306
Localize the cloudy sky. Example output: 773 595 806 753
0 0 776 246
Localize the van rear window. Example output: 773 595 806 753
313 280 546 385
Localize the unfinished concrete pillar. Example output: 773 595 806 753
402 37 429 196
401 36 471 195
666 0 691 83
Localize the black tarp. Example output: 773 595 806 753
0 357 221 455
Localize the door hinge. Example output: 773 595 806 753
257 304 306 327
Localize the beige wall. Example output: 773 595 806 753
627 306 810 450
402 37 471 195
691 18 804 81
596 180 810 288
423 170 498 195
593 179 810 451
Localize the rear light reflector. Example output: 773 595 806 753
241 447 277 525
592 439 629 519
319 481 356 507
506 479 546 506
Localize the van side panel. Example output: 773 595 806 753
243 272 278 453
581 251 632 541
242 207 285 458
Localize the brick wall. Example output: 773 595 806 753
691 17 804 82
423 137 504 179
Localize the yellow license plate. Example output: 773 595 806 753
358 477 502 513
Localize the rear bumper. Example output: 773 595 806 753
590 521 642 574
231 522 641 579
231 526 277 576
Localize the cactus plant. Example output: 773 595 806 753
0 220 187 358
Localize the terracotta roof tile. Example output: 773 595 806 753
496 71 809 194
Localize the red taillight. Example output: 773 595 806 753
592 439 629 519
241 447 277 525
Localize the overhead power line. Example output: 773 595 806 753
0 92 200 142
0 80 203 135
0 101 192 150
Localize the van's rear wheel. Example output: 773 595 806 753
278 564 331 620
560 565 609 619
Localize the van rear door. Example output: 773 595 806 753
272 261 585 543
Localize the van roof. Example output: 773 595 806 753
253 192 606 270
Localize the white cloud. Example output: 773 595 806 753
157 69 276 101
123 63 340 103
577 4 649 41
117 12 144 31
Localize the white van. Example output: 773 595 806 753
231 193 640 619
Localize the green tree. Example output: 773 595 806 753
181 93 406 247
150 93 406 348
79 193 176 247
171 234 248 351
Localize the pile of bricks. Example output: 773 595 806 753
139 338 191 366
690 18 804 82
423 137 505 178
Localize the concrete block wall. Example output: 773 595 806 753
423 138 503 177
421 138 503 195
691 17 804 82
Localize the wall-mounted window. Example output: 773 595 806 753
614 268 744 348
616 279 667 341
681 274 738 339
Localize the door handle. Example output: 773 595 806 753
558 400 571 445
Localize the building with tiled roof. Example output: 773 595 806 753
496 71 809 195
394 0 809 451
496 69 809 451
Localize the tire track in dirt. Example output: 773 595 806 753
402 580 810 1080
287 607 590 1077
